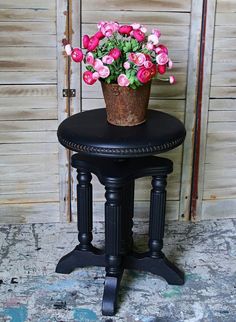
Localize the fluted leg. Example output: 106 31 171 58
121 181 134 254
56 169 104 274
102 184 124 316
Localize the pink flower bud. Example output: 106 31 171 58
117 74 130 87
140 26 147 33
93 58 103 71
157 64 166 74
71 48 83 63
155 44 168 55
133 29 146 42
123 61 130 70
131 23 141 30
169 75 176 84
144 60 153 69
86 52 94 65
83 35 90 49
135 53 146 66
87 36 99 51
83 71 97 85
109 48 121 60
156 52 169 65
146 42 154 50
65 44 72 55
148 34 159 45
168 59 173 69
102 55 114 64
97 65 110 78
152 29 161 38
118 25 133 35
92 72 100 80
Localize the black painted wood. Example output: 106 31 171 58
57 109 186 158
56 109 186 316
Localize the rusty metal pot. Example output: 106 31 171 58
101 81 151 126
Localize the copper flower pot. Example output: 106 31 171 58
101 81 151 126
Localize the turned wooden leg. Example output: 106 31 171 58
121 181 135 254
102 184 124 316
56 169 104 274
148 175 184 285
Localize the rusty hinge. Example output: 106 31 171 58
63 89 76 97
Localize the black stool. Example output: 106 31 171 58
56 109 186 316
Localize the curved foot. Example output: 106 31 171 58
56 246 105 274
124 252 184 285
102 272 123 316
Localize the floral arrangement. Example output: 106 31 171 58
63 21 175 89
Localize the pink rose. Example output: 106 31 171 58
152 29 161 38
157 64 166 74
140 26 147 33
148 34 159 45
97 65 110 78
155 44 168 55
169 75 176 84
117 74 130 87
86 52 94 65
168 59 173 69
131 23 141 30
65 44 72 55
118 25 133 35
102 55 114 64
87 36 99 51
144 60 153 69
128 52 137 63
97 21 106 29
92 72 100 80
83 35 90 49
146 42 154 50
135 53 146 66
149 64 157 77
133 29 146 42
71 48 83 63
101 21 119 37
83 71 97 85
109 48 121 60
156 52 169 65
123 61 130 70
137 67 152 83
94 30 105 40
93 58 103 71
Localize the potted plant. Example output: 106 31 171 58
63 21 175 126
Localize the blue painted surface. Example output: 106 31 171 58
73 308 97 321
1 305 27 322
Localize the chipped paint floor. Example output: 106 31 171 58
0 219 235 322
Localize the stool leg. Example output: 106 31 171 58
121 181 134 254
56 169 105 274
77 170 93 251
148 175 184 285
102 184 124 316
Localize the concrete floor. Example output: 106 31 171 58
0 219 235 322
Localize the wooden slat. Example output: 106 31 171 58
0 47 56 60
215 13 236 25
82 0 191 12
217 0 236 12
0 21 56 34
0 120 57 132
0 193 59 204
208 111 236 121
0 0 55 10
209 99 236 110
0 60 56 71
0 143 58 155
0 181 59 195
0 203 60 224
0 9 55 21
82 11 190 26
0 85 56 97
215 25 236 38
0 35 56 46
0 131 57 144
213 50 236 63
202 199 236 219
0 72 57 84
210 86 236 98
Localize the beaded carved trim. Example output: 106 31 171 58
58 134 185 156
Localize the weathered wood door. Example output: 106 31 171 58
0 0 72 223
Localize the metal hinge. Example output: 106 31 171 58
63 89 76 97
